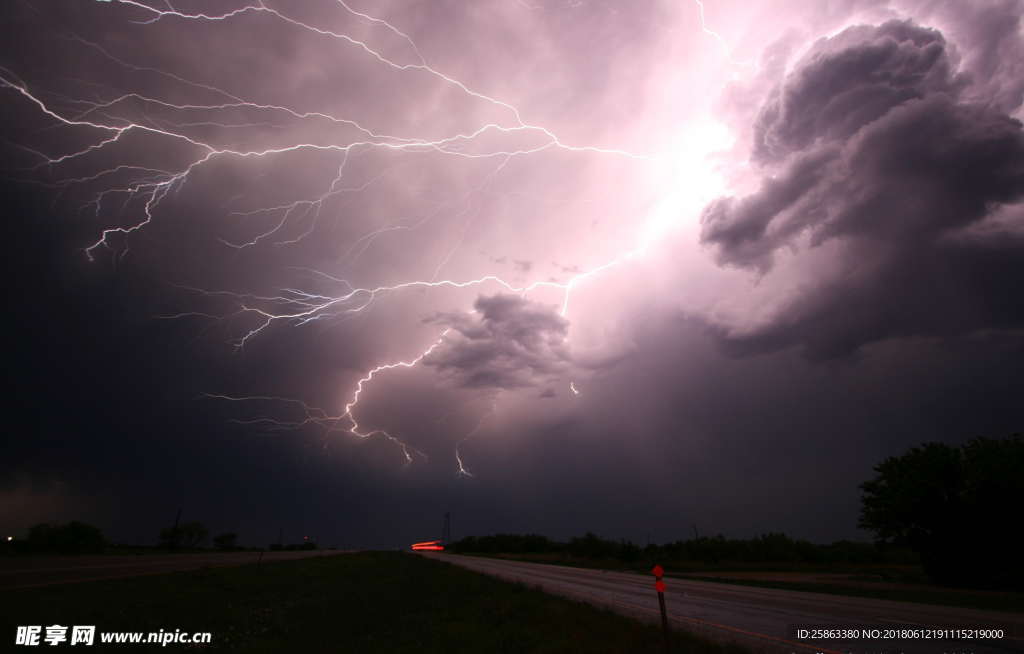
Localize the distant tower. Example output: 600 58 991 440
442 512 451 543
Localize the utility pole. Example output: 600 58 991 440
170 507 182 551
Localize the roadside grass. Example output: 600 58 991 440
2 551 749 653
458 553 1024 613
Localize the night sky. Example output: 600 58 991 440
2 0 1022 549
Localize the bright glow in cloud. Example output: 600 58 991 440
4 0 1020 488
638 119 735 252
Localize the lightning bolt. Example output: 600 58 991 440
693 0 754 69
455 408 495 479
3 0 737 471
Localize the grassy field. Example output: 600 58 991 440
2 551 749 653
457 552 1024 613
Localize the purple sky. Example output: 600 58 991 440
2 0 1022 547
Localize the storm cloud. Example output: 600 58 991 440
2 0 1021 549
424 294 570 389
701 18 1024 358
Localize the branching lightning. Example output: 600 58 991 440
3 0 739 474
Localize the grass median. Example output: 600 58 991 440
2 551 749 653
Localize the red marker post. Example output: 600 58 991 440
652 564 670 653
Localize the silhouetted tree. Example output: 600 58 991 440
860 435 1024 589
26 521 106 553
617 540 641 562
567 532 618 558
213 532 238 550
160 521 208 549
179 521 208 548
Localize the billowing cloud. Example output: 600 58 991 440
701 17 1024 358
933 0 1024 114
423 294 570 389
753 20 962 163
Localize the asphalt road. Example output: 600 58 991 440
0 551 331 590
425 553 1024 654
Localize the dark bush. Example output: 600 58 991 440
26 521 106 553
860 435 1024 589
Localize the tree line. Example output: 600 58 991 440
2 521 276 554
449 532 916 566
452 435 1023 590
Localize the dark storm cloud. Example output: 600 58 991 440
0 0 669 547
935 0 1024 113
423 294 569 389
699 146 838 271
701 17 1024 358
751 20 961 163
3 0 1022 552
